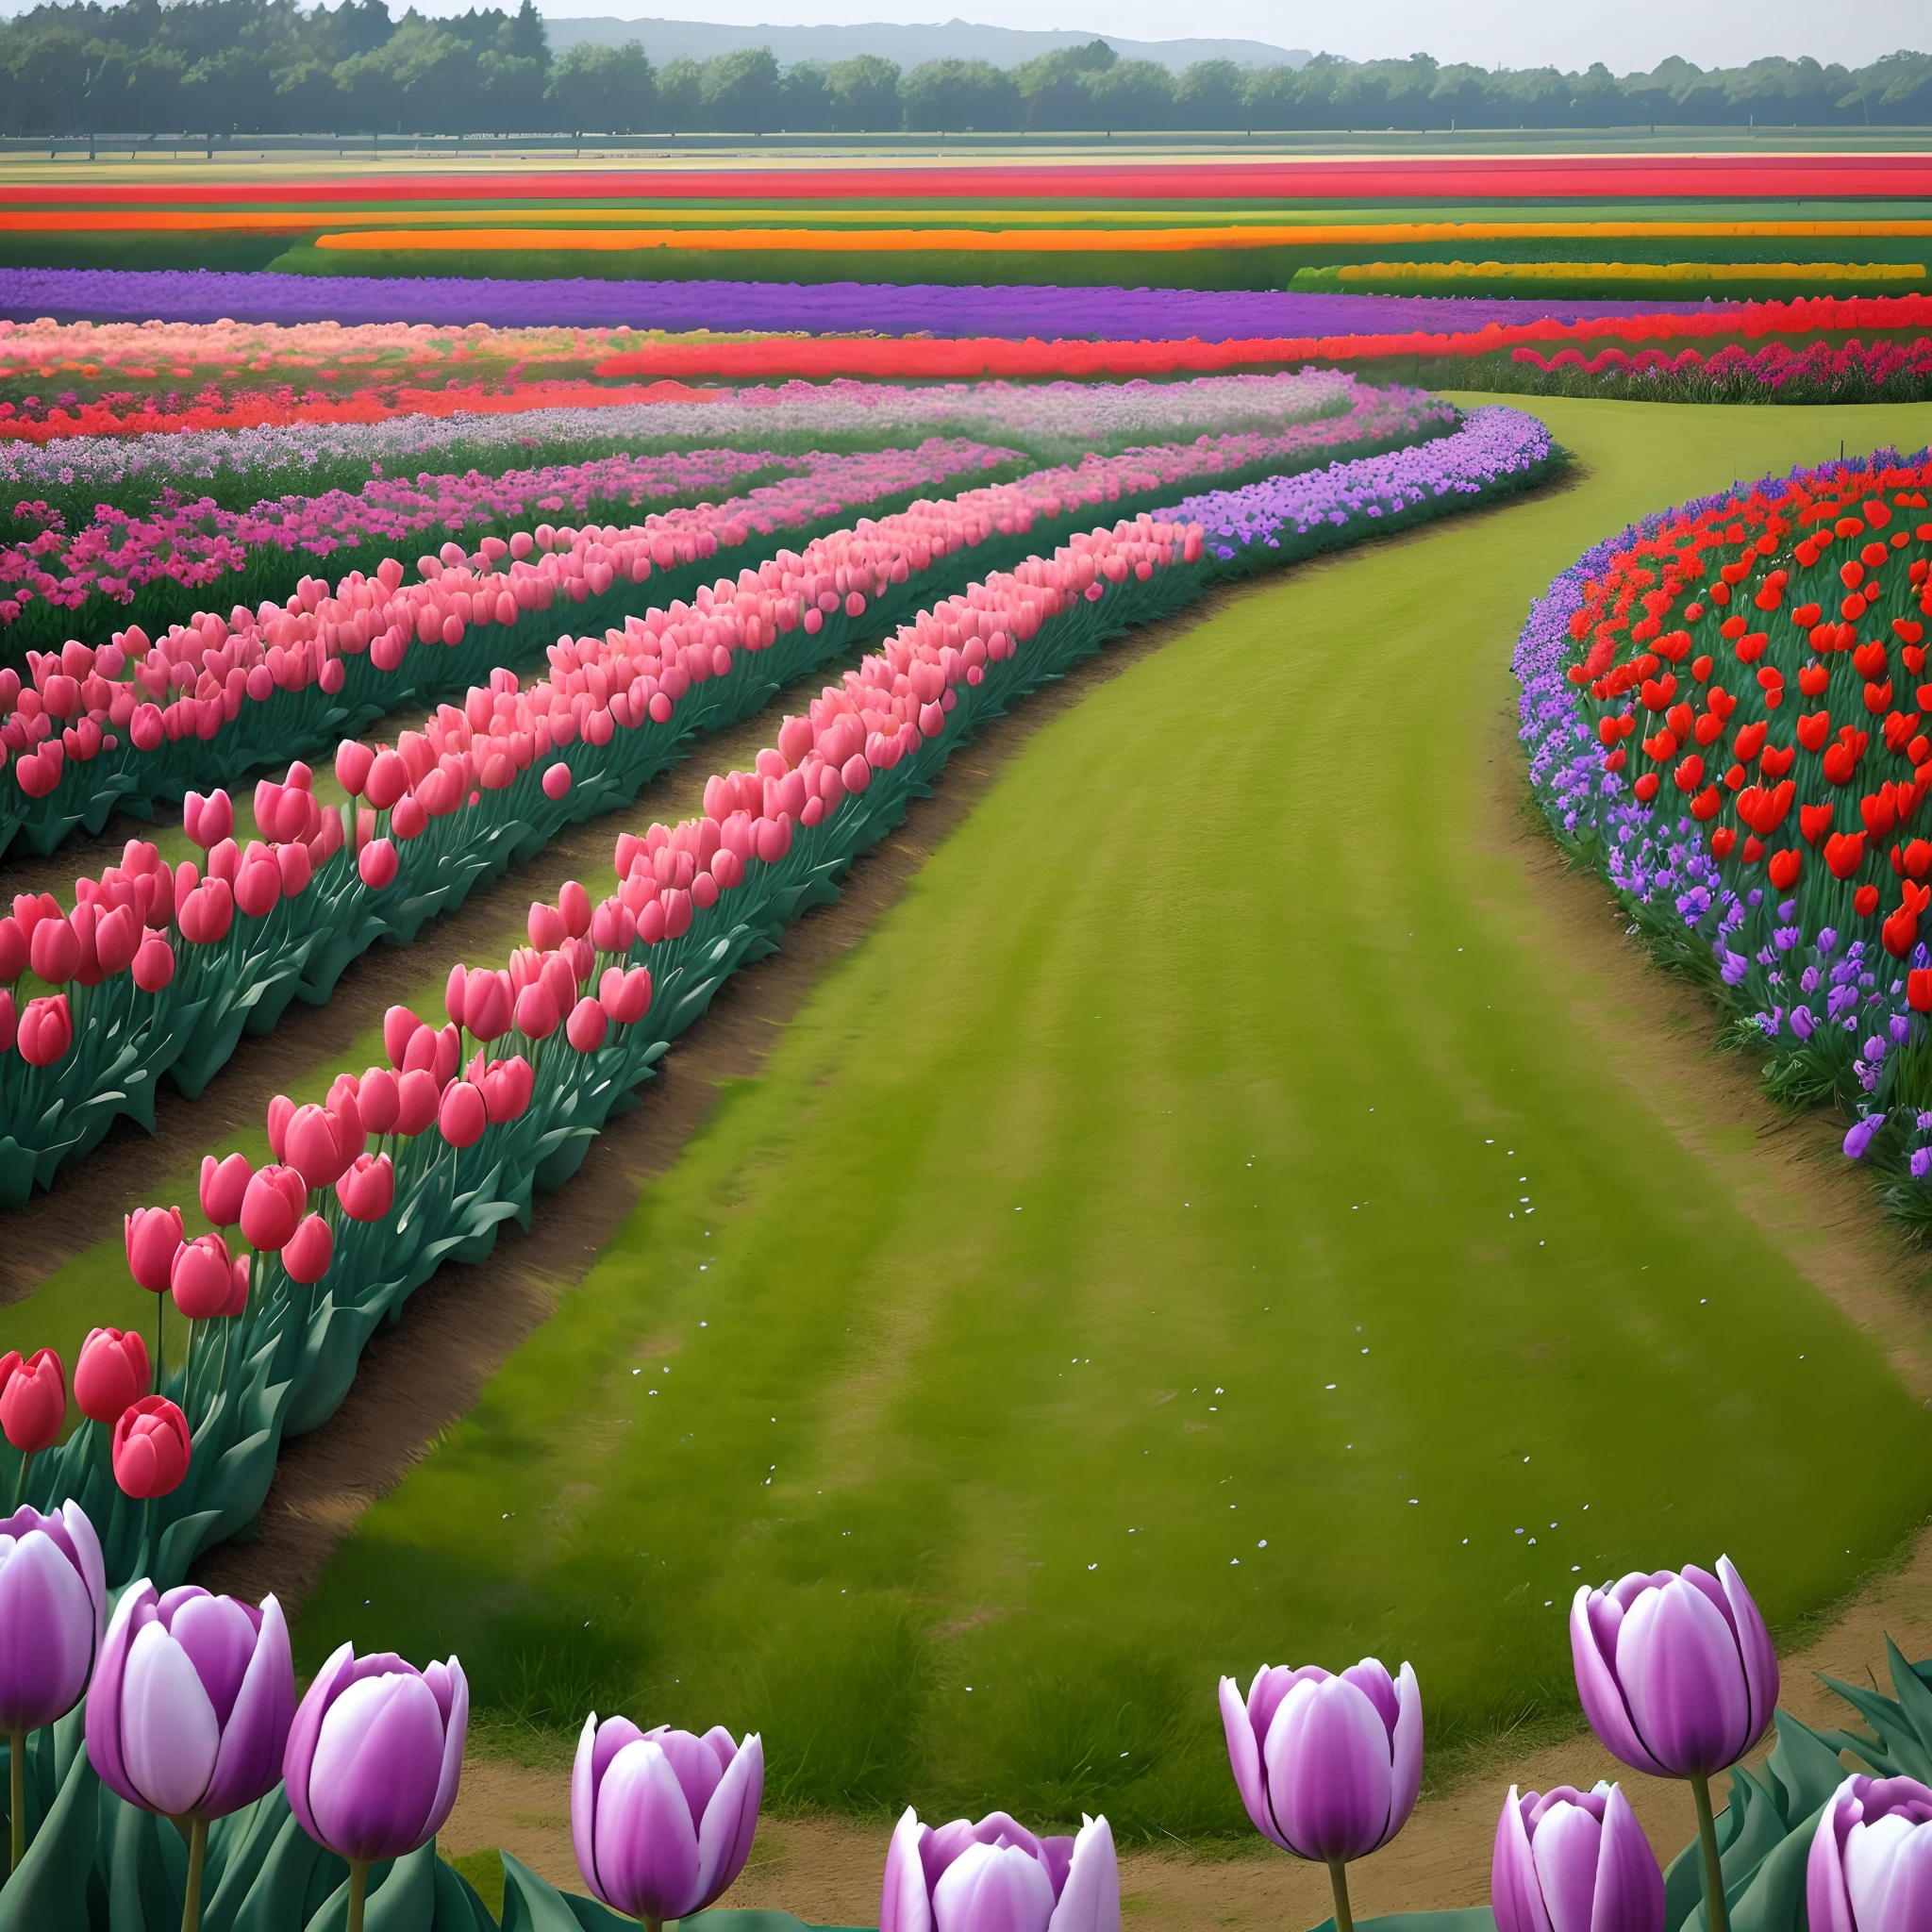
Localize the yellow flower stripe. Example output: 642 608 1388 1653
312 218 1932 254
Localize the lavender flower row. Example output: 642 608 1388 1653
1160 404 1559 558
0 266 1731 338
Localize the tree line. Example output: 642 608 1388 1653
1 0 1928 137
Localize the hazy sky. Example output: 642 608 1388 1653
530 0 1928 72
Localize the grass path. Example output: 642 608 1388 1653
288 396 1932 1842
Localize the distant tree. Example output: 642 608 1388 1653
1087 58 1173 131
1174 58 1245 128
825 52 900 130
653 54 701 130
1011 38 1111 130
545 39 653 133
901 57 1020 131
778 58 831 130
699 45 780 132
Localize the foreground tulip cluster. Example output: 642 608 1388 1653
1516 447 1932 1209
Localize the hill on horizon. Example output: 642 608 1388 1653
541 15 1310 71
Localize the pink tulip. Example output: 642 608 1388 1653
481 1056 533 1124
131 931 175 992
528 902 566 951
356 1067 401 1135
566 996 608 1051
124 1206 185 1294
75 1328 150 1425
591 899 636 952
335 740 375 798
542 761 572 800
93 904 140 977
184 790 233 850
364 749 408 810
384 1005 425 1069
240 1165 307 1253
113 1396 191 1500
172 1234 247 1321
358 837 398 889
17 991 73 1066
200 1152 253 1227
284 1104 354 1190
267 1094 294 1161
391 794 428 841
178 879 234 945
439 1080 488 1149
513 981 560 1040
599 965 653 1026
29 913 80 986
234 860 279 921
463 970 513 1042
0 991 13 1053
0 915 25 981
282 1215 334 1286
395 1068 441 1137
336 1153 395 1223
559 881 591 938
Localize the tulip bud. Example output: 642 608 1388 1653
395 1068 441 1137
439 1080 487 1149
29 913 80 986
241 1164 307 1254
131 930 175 992
282 1215 334 1286
0 1347 66 1454
384 1004 425 1070
358 837 399 889
125 1205 186 1294
542 761 573 800
513 981 560 1040
356 1067 401 1136
112 1396 191 1499
334 740 375 798
200 1151 253 1227
285 1103 351 1190
875 1806 1116 1932
528 901 566 951
172 1233 247 1321
75 1327 151 1425
0 1500 107 1736
566 996 608 1052
559 880 591 938
266 1093 294 1161
1493 1784 1663 1932
337 1153 395 1224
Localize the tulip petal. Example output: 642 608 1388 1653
1617 1577 1754 1776
933 1840 1058 1932
1717 1557 1780 1753
422 1655 468 1842
1571 1587 1665 1776
0 1529 98 1732
1220 1674 1288 1851
1387 1661 1424 1841
1591 1784 1665 1932
1859 1811 1932 1932
1047 1815 1119 1932
283 1640 355 1846
58 1499 107 1640
692 1730 763 1912
573 1713 602 1902
307 1672 448 1860
1529 1798 1602 1932
881 1806 935 1932
84 1581 156 1810
201 1593 294 1820
120 1621 224 1815
651 1724 726 1825
593 1739 704 1921
164 1590 258 1726
1491 1789 1554 1932
1262 1674 1395 1862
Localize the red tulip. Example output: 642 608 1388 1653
200 1152 253 1226
171 1233 247 1320
542 761 572 800
74 1327 150 1425
177 878 233 945
124 1205 185 1294
112 1396 191 1499
28 913 80 986
0 915 26 982
558 881 591 938
481 1056 533 1124
1825 831 1868 880
334 740 375 798
282 1215 334 1286
240 1164 307 1253
599 965 653 1025
358 837 398 889
0 1347 65 1454
527 902 566 951
438 1080 487 1149
566 996 608 1052
513 981 560 1040
1767 848 1803 890
463 969 513 1042
336 1153 395 1224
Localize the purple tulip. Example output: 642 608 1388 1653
572 1714 763 1926
1569 1559 1778 1780
0 1499 106 1733
86 1583 295 1820
1220 1658 1423 1862
1492 1783 1665 1932
880 1807 1119 1932
0 1499 105 1873
284 1641 467 1929
1808 1774 1932 1932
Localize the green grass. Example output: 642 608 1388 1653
30 396 1932 1840
287 397 1932 1838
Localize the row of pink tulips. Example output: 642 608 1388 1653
2 506 1208 1589
0 403 1441 1201
0 378 1445 858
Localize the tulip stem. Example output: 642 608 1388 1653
179 1815 208 1932
346 1857 371 1932
1690 1773 1729 1932
8 1450 29 1511
8 1728 24 1874
1326 1859 1354 1932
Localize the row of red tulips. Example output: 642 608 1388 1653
0 392 1456 1203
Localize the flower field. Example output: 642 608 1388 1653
5 131 1932 1932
